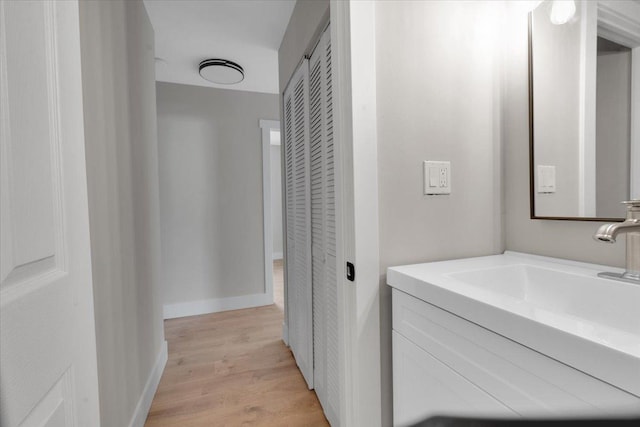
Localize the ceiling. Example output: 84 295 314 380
144 0 296 94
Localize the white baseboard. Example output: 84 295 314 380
272 252 283 260
128 340 168 427
163 292 273 319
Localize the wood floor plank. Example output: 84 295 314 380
145 262 329 427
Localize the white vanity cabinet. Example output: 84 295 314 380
392 287 640 427
393 328 510 425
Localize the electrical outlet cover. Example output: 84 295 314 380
424 161 451 195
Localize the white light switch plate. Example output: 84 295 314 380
537 165 556 193
424 161 451 195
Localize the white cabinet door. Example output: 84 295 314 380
0 1 100 426
283 60 313 389
309 25 340 426
393 332 511 427
392 289 640 417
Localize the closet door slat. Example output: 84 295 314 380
324 31 340 427
283 60 313 389
310 26 339 426
283 26 338 424
309 51 326 404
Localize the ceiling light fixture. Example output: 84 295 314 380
550 0 576 25
199 59 244 85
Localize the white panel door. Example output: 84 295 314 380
283 60 313 388
0 1 101 426
309 26 339 426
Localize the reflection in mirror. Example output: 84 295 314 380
529 0 640 220
596 37 631 218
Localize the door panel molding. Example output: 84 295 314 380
1 0 67 292
0 1 101 426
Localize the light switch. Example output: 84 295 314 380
424 161 451 195
429 167 439 187
537 165 556 193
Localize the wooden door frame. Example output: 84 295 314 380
632 47 640 200
278 1 384 420
578 0 640 213
259 119 281 309
331 1 382 425
595 1 640 200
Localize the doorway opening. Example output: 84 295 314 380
269 128 284 311
260 120 284 312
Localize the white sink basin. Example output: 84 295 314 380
387 251 640 397
447 264 640 337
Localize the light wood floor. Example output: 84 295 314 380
145 261 328 427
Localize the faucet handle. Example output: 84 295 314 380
622 200 640 219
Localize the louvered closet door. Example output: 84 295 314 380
283 60 314 389
310 26 339 426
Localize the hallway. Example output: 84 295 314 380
144 262 328 426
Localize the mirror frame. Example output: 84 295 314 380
528 12 626 222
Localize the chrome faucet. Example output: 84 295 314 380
593 200 640 284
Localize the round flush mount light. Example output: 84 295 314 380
550 0 576 25
199 59 244 85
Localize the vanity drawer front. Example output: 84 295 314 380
393 331 512 426
392 289 640 416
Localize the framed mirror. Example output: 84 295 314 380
529 0 640 221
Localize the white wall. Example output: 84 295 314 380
156 82 279 316
79 0 166 425
504 3 626 267
375 2 505 424
271 144 283 259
